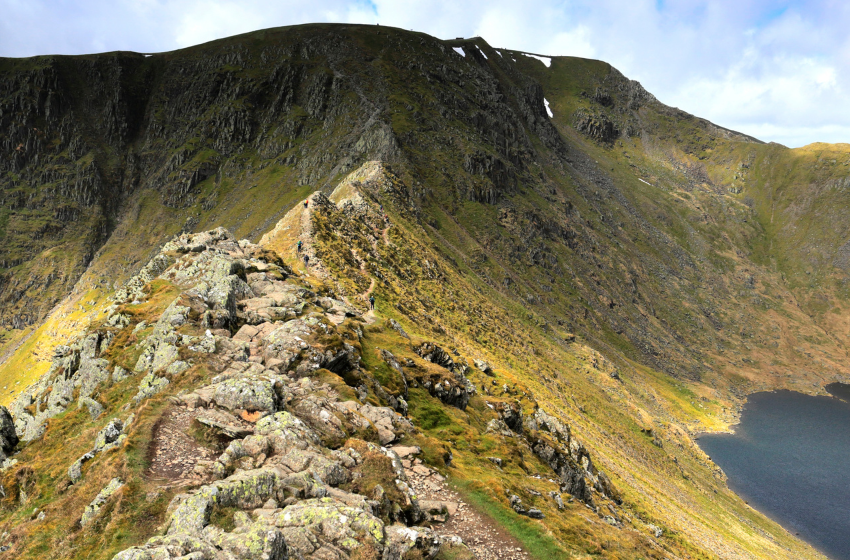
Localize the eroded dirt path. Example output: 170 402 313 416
394 447 532 560
147 407 218 487
298 197 331 280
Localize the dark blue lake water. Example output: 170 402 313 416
697 386 850 560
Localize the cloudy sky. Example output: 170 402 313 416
1 0 846 148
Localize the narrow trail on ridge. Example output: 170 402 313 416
290 190 394 325
147 407 218 488
355 219 391 322
297 195 330 281
392 446 532 560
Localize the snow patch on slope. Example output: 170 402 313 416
453 47 465 57
544 98 554 118
527 54 552 67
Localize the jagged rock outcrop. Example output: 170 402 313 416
81 477 123 526
493 403 620 504
68 416 133 483
0 227 432 559
413 343 476 410
0 407 18 463
573 108 620 143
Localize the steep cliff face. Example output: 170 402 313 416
0 26 560 333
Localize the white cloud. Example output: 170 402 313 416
545 27 596 60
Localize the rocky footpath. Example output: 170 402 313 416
0 190 622 559
3 227 463 560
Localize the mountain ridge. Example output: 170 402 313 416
0 22 848 559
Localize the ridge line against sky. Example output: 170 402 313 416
2 0 848 148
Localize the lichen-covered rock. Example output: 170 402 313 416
351 403 413 445
114 253 175 304
165 360 190 376
94 418 124 450
195 408 254 439
383 525 442 560
531 437 592 503
207 375 284 414
261 319 315 368
69 418 128 482
76 358 111 400
388 319 409 339
206 522 289 560
316 297 359 325
111 533 222 560
276 448 350 486
133 373 169 403
525 408 571 443
134 340 179 374
10 346 83 441
317 344 360 375
256 412 322 453
291 397 350 445
167 469 284 535
380 447 424 524
79 397 104 420
273 498 385 557
473 359 494 375
81 478 123 525
111 365 130 383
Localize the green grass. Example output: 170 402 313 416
451 479 569 560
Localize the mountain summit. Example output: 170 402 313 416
0 22 846 559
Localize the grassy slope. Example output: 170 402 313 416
305 166 824 558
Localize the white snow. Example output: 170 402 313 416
544 98 554 118
478 47 488 60
526 54 552 67
495 50 503 57
144 54 152 58
639 178 653 186
453 47 465 57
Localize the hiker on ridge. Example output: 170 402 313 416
369 295 375 310
296 240 302 253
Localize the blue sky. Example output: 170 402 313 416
1 0 846 148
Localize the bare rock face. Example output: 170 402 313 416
0 407 18 461
414 342 455 370
413 343 476 410
573 108 619 143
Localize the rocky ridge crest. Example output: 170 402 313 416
0 189 616 559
